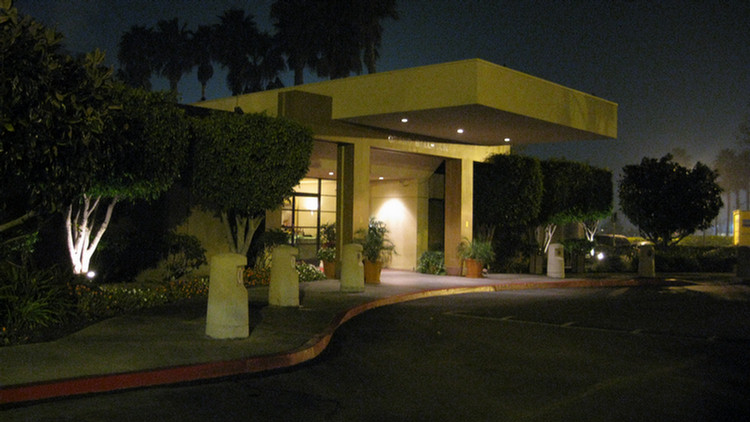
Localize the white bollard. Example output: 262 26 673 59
547 243 565 278
206 253 248 339
638 244 656 278
340 243 364 293
269 245 299 307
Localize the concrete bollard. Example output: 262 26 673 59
547 243 565 278
269 245 299 307
340 243 364 293
206 253 248 339
638 243 656 278
737 246 750 281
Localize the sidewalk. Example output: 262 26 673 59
0 270 674 405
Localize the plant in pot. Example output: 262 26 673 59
317 223 336 279
457 235 495 278
355 218 395 284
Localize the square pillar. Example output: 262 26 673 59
336 143 370 258
444 158 473 275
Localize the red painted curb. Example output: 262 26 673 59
0 277 672 405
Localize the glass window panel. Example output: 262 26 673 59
320 196 336 212
294 178 319 194
320 179 337 196
320 211 336 225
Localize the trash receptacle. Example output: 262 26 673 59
638 243 655 278
269 245 299 307
206 253 249 339
340 243 364 293
547 243 564 278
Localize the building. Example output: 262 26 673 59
191 59 617 274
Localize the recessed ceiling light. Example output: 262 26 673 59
378 176 384 180
457 128 464 134
504 138 511 143
328 171 334 176
401 118 408 123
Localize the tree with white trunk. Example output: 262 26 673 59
65 85 189 275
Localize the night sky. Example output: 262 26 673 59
15 0 750 182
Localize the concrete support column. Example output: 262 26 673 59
444 158 473 275
336 143 370 260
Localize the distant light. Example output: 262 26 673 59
401 118 408 123
597 252 605 261
429 143 435 147
86 271 96 279
504 138 511 142
457 128 464 134
328 171 334 176
378 176 384 180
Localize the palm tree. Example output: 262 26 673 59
117 25 156 89
270 0 320 85
193 24 214 101
314 0 363 79
714 148 742 234
358 0 398 74
153 18 194 93
213 9 283 95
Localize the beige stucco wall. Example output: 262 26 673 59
370 178 430 271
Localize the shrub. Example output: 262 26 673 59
163 233 207 281
316 247 335 262
417 251 446 275
297 262 326 282
0 263 76 343
654 246 736 272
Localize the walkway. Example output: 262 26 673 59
0 270 671 405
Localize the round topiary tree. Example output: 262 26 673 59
191 111 313 255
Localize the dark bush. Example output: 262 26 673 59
654 246 736 272
417 251 446 275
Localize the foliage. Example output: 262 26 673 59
652 247 736 273
679 235 733 247
416 251 446 275
212 9 283 94
475 155 543 229
457 237 495 266
65 85 190 275
73 277 209 319
191 111 313 255
296 262 326 282
619 155 723 247
562 238 595 255
316 247 336 262
0 262 76 343
319 222 336 248
355 218 395 263
1 4 113 235
163 233 207 281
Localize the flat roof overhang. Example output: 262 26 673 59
196 59 617 145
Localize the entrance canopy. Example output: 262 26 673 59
198 58 617 146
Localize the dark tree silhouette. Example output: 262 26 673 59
117 25 156 89
193 24 214 101
153 18 194 93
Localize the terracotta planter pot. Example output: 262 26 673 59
363 259 383 284
464 258 484 278
322 260 336 279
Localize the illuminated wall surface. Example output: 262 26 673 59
734 210 750 246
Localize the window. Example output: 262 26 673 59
281 178 336 260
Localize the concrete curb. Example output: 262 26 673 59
0 277 674 405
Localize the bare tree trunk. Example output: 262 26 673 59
66 195 118 275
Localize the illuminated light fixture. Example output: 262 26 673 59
378 176 384 180
504 138 511 143
456 128 464 134
328 171 334 176
429 143 435 147
401 118 408 123
86 270 96 279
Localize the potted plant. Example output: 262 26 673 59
457 236 495 278
355 218 395 284
317 223 336 279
